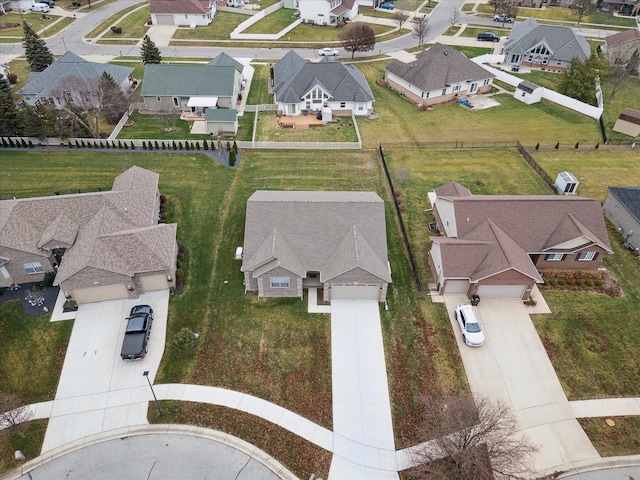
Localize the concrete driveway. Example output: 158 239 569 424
41 290 169 453
444 295 600 475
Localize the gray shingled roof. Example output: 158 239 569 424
150 0 210 14
241 191 390 283
17 51 133 98
384 43 495 92
608 186 640 222
205 108 237 122
207 52 244 72
504 17 590 62
141 62 239 97
273 51 374 104
0 167 176 285
518 80 540 94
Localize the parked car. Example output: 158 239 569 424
318 47 339 56
380 2 395 9
454 304 485 347
30 2 50 12
477 32 500 42
493 13 514 23
120 305 154 360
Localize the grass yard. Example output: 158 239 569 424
101 5 150 39
236 111 255 141
511 68 564 91
0 420 48 475
279 21 396 42
355 60 601 148
532 149 640 201
382 147 552 282
118 112 213 140
476 4 637 26
533 225 640 400
255 113 358 142
245 64 272 105
243 8 297 34
457 26 511 38
172 11 248 40
578 417 640 456
86 2 147 38
601 76 640 143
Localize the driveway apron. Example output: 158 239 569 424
41 290 169 453
329 300 398 480
445 296 600 475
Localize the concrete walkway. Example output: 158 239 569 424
328 300 398 480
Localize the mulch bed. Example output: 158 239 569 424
0 285 59 316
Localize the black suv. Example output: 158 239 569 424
120 305 154 360
477 32 501 42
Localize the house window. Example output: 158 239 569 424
270 277 290 288
173 97 179 107
545 253 564 261
0 266 9 279
357 104 364 110
577 251 597 261
453 85 461 92
156 96 161 102
483 79 490 86
340 102 346 108
425 91 429 98
24 262 44 274
441 88 447 95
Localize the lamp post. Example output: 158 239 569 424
143 371 163 417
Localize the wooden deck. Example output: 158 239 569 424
279 114 328 130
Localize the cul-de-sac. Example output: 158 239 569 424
0 0 639 477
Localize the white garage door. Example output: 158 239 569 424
331 285 379 301
155 14 174 25
140 274 169 292
444 280 469 294
477 285 526 299
72 283 129 304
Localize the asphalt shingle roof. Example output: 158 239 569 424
384 43 495 92
150 0 211 14
504 17 590 62
273 50 374 104
241 191 390 283
17 51 133 98
605 28 640 48
608 186 640 222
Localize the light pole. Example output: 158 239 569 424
143 371 163 417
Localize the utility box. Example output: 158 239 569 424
235 247 243 260
555 171 579 195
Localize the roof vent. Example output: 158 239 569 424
444 51 448 56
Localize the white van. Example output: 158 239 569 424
30 3 51 12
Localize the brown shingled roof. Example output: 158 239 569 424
605 28 640 48
150 0 211 14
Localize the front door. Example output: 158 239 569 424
469 83 477 94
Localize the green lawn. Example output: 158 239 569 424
579 417 640 456
118 112 213 140
0 420 47 475
245 64 272 105
86 3 148 38
0 13 72 38
172 11 248 40
255 113 358 142
243 8 297 34
476 4 637 26
101 5 150 39
355 61 601 148
601 76 640 143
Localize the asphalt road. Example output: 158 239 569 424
561 466 640 480
12 434 288 480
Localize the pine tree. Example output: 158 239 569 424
99 72 128 124
0 93 20 136
140 35 162 65
0 74 11 96
22 22 53 72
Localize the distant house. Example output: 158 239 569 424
503 17 590 72
140 53 243 133
514 80 542 105
600 0 640 15
241 191 391 302
150 0 216 26
604 186 640 252
428 182 612 300
384 43 495 108
613 108 640 137
605 28 640 66
0 167 177 305
273 50 374 117
298 0 358 25
17 51 133 108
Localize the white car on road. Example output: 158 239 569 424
454 304 485 347
318 47 339 56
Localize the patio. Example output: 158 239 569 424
278 113 328 130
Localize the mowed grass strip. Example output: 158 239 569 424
354 61 601 148
102 5 150 39
0 420 48 475
86 2 147 38
245 64 272 105
255 113 358 142
172 11 247 40
243 8 297 34
578 417 640 456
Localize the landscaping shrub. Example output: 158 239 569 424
178 244 186 254
7 73 18 84
110 26 123 34
229 149 236 166
557 279 566 286
175 268 184 278
160 194 167 204
155 141 159 150
585 280 593 287
142 141 147 150
172 327 194 350
594 280 603 287
43 271 55 287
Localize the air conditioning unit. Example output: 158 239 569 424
555 171 579 195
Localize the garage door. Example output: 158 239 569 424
155 14 174 25
72 283 128 304
444 280 469 294
477 284 525 299
140 274 169 292
331 285 379 301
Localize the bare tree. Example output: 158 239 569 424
411 393 537 480
570 0 596 25
449 9 461 27
487 0 511 15
395 10 409 31
412 15 430 47
0 392 33 438
339 23 376 59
